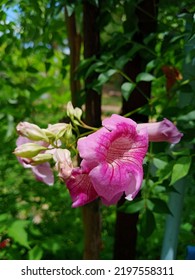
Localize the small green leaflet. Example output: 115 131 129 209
170 156 191 185
136 72 155 82
121 82 135 101
140 209 156 238
8 220 30 248
28 245 43 260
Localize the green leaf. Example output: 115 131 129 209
136 72 155 83
0 213 10 222
121 82 136 101
153 157 167 170
150 198 172 215
156 161 174 182
178 110 195 121
96 69 117 87
120 199 145 214
85 61 105 78
140 209 156 238
115 55 130 69
8 220 30 249
28 245 43 260
170 156 191 185
76 56 96 78
146 60 157 72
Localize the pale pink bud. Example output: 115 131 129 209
137 118 183 144
16 122 49 142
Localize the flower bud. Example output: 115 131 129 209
67 101 82 120
31 153 53 165
46 123 68 136
14 143 47 158
64 124 73 140
44 123 73 143
74 107 82 120
66 101 75 118
16 122 49 142
137 118 183 144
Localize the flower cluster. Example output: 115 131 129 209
14 103 183 207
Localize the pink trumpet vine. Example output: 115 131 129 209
66 114 183 207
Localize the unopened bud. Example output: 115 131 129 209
16 122 49 142
67 101 82 120
14 143 47 158
47 123 68 135
44 123 70 141
137 118 183 144
31 153 53 165
65 124 73 140
74 107 82 120
66 101 74 118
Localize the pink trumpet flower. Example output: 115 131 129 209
66 115 148 207
66 115 183 207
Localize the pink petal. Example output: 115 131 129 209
102 114 137 130
32 163 54 186
101 193 123 206
88 123 147 205
77 127 110 165
66 165 98 207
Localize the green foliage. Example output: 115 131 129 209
121 82 135 101
136 73 155 83
170 156 192 185
8 220 30 249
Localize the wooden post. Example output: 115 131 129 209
82 0 102 260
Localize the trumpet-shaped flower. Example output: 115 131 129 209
66 114 183 207
66 114 148 207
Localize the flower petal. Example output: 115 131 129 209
102 114 137 131
32 163 54 186
77 127 110 164
66 165 98 207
